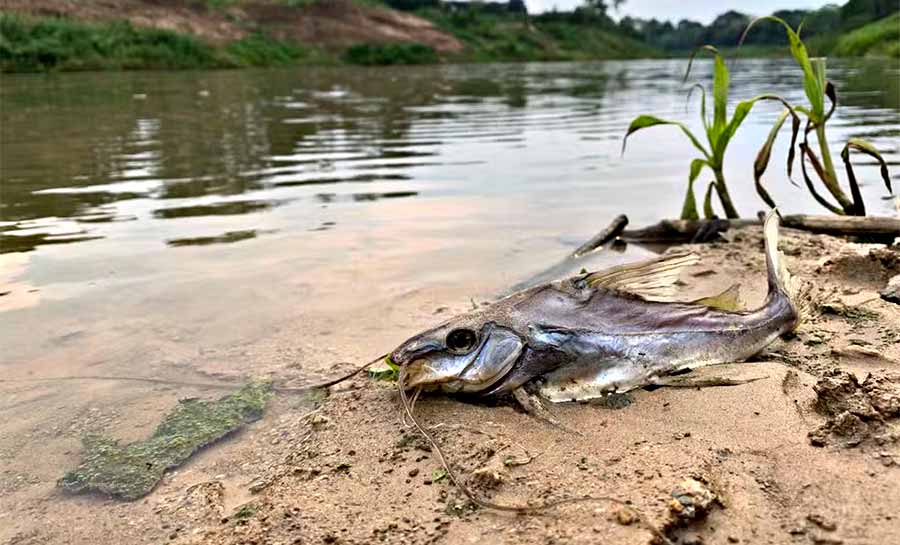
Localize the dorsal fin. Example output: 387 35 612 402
692 284 742 311
583 252 700 301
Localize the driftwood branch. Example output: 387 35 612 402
572 214 628 257
513 214 897 293
618 214 900 243
619 218 756 243
780 214 900 237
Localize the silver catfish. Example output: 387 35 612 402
389 211 801 403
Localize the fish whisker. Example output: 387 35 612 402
396 366 674 544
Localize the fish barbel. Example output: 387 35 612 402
390 210 801 402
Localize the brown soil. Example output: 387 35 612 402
0 0 464 52
3 226 900 545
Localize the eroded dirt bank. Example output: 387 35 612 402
0 0 463 52
3 225 899 545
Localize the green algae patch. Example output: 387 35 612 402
59 383 273 500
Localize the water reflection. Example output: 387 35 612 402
152 200 287 219
0 232 104 254
166 229 264 247
315 191 418 203
1 59 898 257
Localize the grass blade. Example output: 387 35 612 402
824 81 837 123
712 53 729 133
683 45 720 82
680 178 700 221
786 112 801 184
703 182 716 219
810 58 827 120
842 154 866 216
740 16 823 120
689 158 709 184
622 115 710 160
715 94 797 161
841 138 893 216
686 83 709 131
683 45 726 135
800 143 844 215
842 138 893 194
681 158 710 220
753 109 790 209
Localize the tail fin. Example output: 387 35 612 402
763 209 804 330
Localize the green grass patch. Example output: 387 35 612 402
0 13 223 71
831 12 900 58
417 9 656 62
343 42 438 65
223 32 310 66
0 13 318 72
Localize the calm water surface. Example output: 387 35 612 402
1 58 898 363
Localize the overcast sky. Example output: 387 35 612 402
525 1 839 24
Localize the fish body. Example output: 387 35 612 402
391 211 800 402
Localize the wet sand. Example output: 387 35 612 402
2 224 898 545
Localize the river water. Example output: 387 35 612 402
0 59 897 530
2 57 899 381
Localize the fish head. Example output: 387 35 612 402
390 319 524 393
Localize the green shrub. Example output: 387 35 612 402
343 42 438 65
0 13 223 71
832 12 900 57
0 13 320 72
223 33 307 66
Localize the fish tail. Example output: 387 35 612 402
763 209 805 331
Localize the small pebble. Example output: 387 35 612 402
615 507 636 526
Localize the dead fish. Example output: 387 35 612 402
390 210 801 402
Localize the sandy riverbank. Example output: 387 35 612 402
3 223 899 545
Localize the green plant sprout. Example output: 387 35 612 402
744 16 892 216
623 46 794 220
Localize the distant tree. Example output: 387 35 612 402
383 0 439 11
741 9 806 44
803 4 842 35
840 0 898 29
508 0 528 14
626 0 897 53
671 19 705 49
581 0 625 16
705 10 751 46
617 16 642 39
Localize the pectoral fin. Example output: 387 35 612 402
583 252 700 301
511 387 581 435
691 284 742 311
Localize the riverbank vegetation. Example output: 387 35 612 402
0 13 315 72
415 4 656 62
623 0 897 57
831 12 900 57
0 0 897 72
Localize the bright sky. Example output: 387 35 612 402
525 0 839 24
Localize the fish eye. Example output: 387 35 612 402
446 328 478 353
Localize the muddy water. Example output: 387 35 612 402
0 59 898 535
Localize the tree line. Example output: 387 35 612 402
381 0 898 50
622 0 897 50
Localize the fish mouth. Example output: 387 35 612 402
401 358 460 389
402 353 519 393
